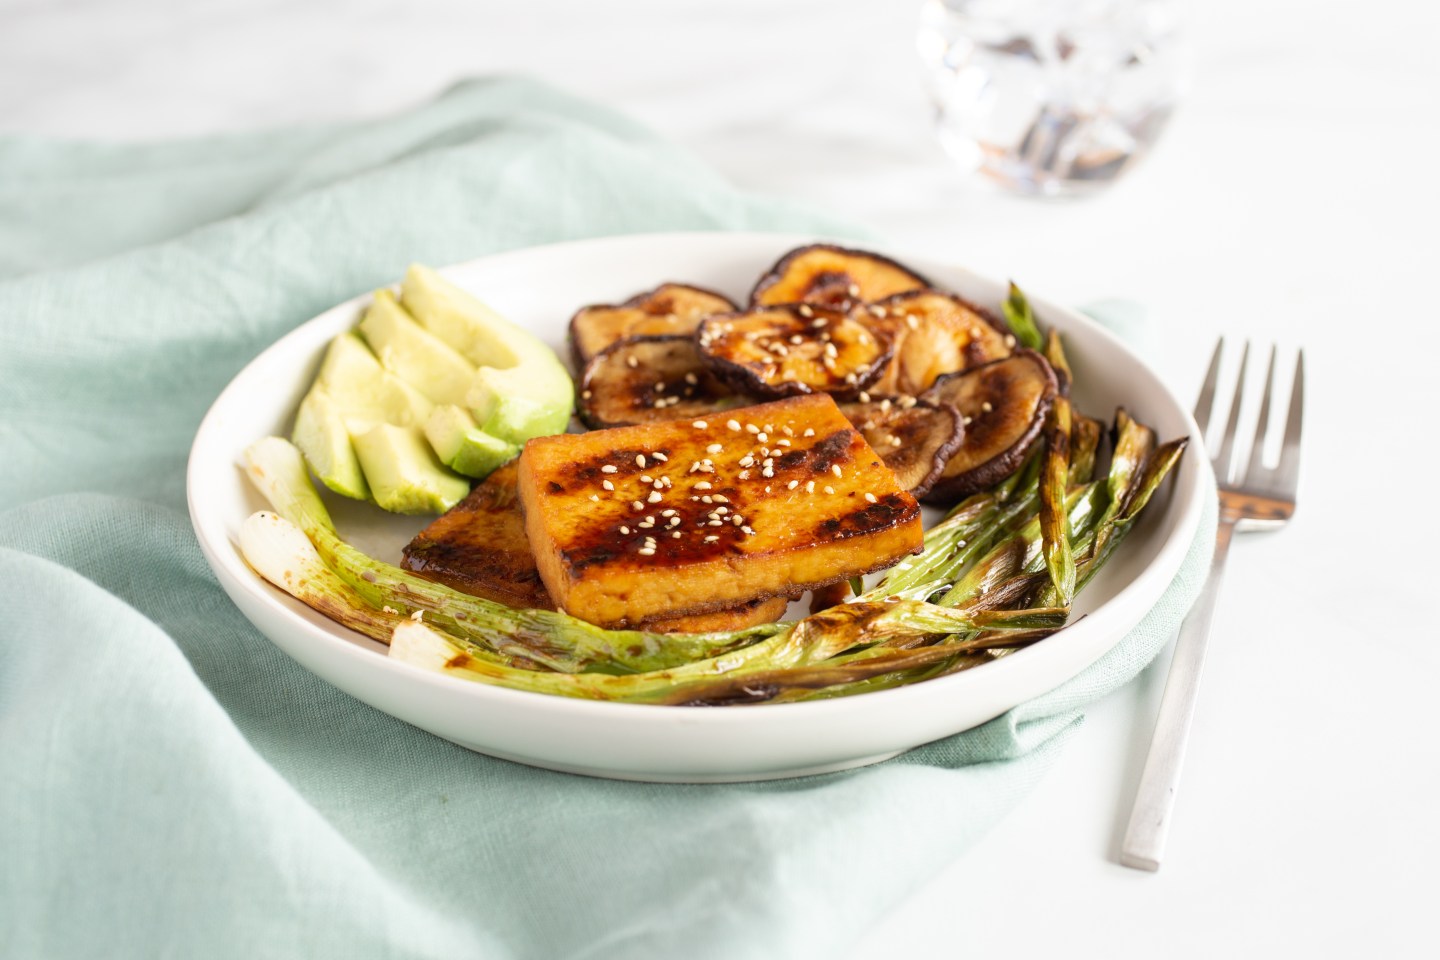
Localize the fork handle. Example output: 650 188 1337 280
1119 517 1237 871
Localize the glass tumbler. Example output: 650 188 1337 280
917 0 1189 197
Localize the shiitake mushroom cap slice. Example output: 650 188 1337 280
749 244 930 310
920 350 1060 504
568 283 738 366
578 335 740 429
696 305 892 398
838 396 965 497
862 290 1014 396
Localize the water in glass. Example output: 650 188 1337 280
917 0 1188 197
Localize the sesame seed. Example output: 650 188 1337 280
857 391 871 403
662 509 676 517
981 401 993 413
653 452 668 462
601 465 617 473
806 480 815 493
762 457 775 467
963 415 973 425
648 491 662 503
824 342 839 359
632 501 644 511
669 516 681 526
865 493 878 503
803 428 815 437
638 548 656 556
879 398 892 412
898 395 917 409
638 520 653 529
762 467 774 478
777 439 792 447
636 454 646 468
581 390 592 399
847 284 861 297
812 318 827 329
626 355 638 368
831 464 842 478
672 532 682 539
745 423 760 434
798 304 814 317
620 525 630 534
602 480 614 491
905 314 919 330
739 470 750 480
695 481 712 490
732 515 744 525
712 494 729 503
684 372 699 385
739 455 755 468
704 535 719 542
787 480 799 490
727 419 741 431
782 426 794 437
702 495 713 503
764 486 771 493
640 475 652 483
589 494 599 502
1005 334 1017 348
871 305 888 318
756 432 768 443
652 381 665 393
742 526 755 535
692 420 708 429
824 485 835 494
789 334 803 345
707 443 723 454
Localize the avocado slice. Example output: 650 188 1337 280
425 405 520 478
400 264 574 444
315 332 434 429
291 386 369 500
351 423 470 515
358 289 476 408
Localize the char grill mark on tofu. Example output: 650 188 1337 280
516 394 923 627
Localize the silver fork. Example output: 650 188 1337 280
1118 339 1304 871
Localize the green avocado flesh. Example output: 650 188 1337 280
351 423 470 515
290 387 369 500
425 405 520 478
401 264 574 444
290 265 573 513
358 289 474 408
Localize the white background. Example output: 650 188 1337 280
3 1 1436 956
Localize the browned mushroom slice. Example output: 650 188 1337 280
863 291 1014 396
568 283 738 365
920 350 1059 503
838 397 965 497
749 244 930 309
696 305 892 398
578 335 740 429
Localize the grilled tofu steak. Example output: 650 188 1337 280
516 394 923 627
401 460 790 632
568 283 737 366
401 460 552 609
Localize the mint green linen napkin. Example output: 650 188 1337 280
0 78 1214 959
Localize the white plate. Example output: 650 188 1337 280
188 232 1205 783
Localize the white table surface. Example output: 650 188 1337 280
4 1 1436 956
